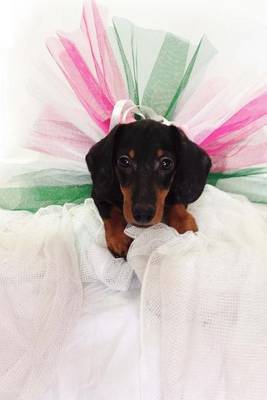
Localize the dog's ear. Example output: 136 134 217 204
170 125 212 204
85 124 122 189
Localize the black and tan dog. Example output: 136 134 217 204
86 119 211 258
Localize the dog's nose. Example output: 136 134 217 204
132 204 155 224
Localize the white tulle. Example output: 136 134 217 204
1 186 267 399
128 186 267 400
0 206 82 400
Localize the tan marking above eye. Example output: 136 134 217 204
129 149 135 158
157 149 164 158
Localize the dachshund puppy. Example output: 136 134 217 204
86 120 211 258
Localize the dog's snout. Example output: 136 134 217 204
132 204 155 224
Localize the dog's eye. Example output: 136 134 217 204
118 155 132 168
159 157 174 170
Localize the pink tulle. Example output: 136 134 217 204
28 107 95 162
28 0 125 161
81 0 127 102
198 91 267 171
46 0 127 135
29 0 267 174
47 35 112 133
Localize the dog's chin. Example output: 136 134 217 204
123 218 152 228
124 217 161 228
131 222 154 228
123 208 164 227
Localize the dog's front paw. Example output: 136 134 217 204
167 204 198 234
103 207 132 258
170 213 198 234
106 230 133 258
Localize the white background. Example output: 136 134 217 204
0 0 266 157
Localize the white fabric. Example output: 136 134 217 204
128 186 267 400
0 207 83 400
42 284 140 400
0 198 139 400
1 186 267 399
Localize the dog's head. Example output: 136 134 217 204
86 120 211 226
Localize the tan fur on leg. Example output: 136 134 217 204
167 204 198 234
104 207 132 258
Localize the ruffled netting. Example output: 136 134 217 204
128 185 267 400
1 186 267 399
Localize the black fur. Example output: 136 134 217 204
86 119 211 221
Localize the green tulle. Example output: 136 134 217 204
208 167 267 185
0 167 266 213
208 167 267 204
0 184 92 212
142 32 189 117
110 18 215 118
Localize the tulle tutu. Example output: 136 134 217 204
0 0 266 209
1 1 267 399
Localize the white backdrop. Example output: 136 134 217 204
0 0 266 158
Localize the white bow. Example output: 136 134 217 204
109 99 172 131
